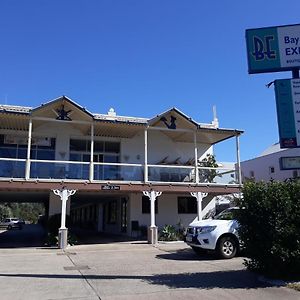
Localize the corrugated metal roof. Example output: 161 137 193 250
0 96 244 140
0 104 31 114
0 103 147 124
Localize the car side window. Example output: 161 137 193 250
217 212 232 220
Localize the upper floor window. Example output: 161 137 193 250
0 134 55 160
70 139 120 154
69 139 120 180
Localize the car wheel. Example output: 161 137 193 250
217 236 237 259
192 246 206 255
7 225 12 230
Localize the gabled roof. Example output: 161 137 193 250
31 95 94 118
148 107 199 128
0 96 243 143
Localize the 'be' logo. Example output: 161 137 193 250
252 36 276 61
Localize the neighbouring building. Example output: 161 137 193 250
241 142 300 182
0 96 243 243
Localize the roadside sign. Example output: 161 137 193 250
246 24 300 74
275 78 300 148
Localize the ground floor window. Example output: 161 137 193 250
177 196 197 214
142 196 158 214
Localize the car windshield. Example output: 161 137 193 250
214 208 239 220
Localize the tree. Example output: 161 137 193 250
236 181 300 278
0 204 11 220
0 202 45 223
198 153 219 183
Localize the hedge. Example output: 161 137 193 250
236 181 300 279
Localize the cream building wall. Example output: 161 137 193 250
129 192 196 232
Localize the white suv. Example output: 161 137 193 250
185 207 240 259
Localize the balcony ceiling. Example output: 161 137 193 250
160 127 239 144
0 113 29 131
94 121 143 138
0 113 238 144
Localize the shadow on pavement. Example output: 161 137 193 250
0 224 46 248
0 269 273 289
155 248 218 261
71 228 147 245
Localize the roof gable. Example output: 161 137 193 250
30 96 93 121
148 108 198 130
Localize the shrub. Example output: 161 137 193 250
45 233 58 246
159 225 178 241
45 232 78 246
236 181 300 279
159 223 185 241
67 233 78 246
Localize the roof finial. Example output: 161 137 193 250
108 108 116 116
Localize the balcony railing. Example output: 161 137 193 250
0 158 26 178
0 158 238 185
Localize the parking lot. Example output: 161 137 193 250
0 240 299 300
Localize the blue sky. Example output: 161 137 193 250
0 1 299 162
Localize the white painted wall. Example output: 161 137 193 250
121 130 212 164
129 192 196 232
2 122 214 170
33 122 83 160
241 147 300 182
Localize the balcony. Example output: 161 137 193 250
0 158 238 185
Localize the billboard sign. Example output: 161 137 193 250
275 78 300 148
246 24 300 74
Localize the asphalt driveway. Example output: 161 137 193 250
0 241 298 300
0 224 46 248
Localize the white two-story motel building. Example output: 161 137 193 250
0 96 243 243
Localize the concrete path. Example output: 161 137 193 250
0 241 298 300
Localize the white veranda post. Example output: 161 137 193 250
143 190 162 244
52 188 76 249
190 192 208 221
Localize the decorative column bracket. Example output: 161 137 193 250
190 192 208 221
53 188 76 229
